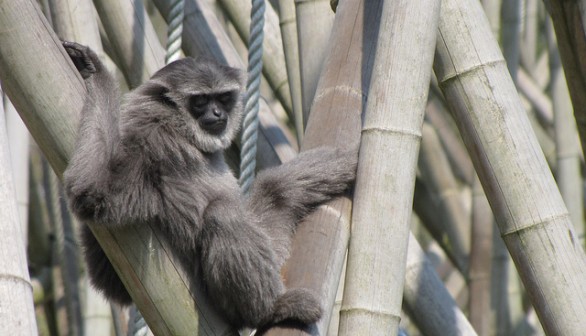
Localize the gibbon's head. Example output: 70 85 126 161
139 57 245 153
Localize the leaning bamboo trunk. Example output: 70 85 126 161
0 0 235 334
263 0 381 334
434 0 586 333
403 234 478 336
295 0 334 126
549 28 585 243
0 94 38 335
339 0 440 332
546 0 586 159
468 175 494 336
93 0 165 87
277 0 304 142
4 97 30 240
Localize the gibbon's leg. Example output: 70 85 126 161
199 197 322 329
247 146 357 266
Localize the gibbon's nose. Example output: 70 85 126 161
212 108 222 118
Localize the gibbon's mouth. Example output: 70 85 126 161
201 119 227 134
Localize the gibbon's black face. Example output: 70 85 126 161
189 90 239 135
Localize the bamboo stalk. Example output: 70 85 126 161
4 97 30 241
418 123 470 273
93 0 165 87
500 0 521 82
434 0 586 333
263 0 381 334
403 234 478 336
468 175 493 336
339 0 440 333
546 0 586 159
277 0 304 142
0 90 38 336
294 0 334 127
548 22 585 244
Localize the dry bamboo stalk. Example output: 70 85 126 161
4 97 30 241
549 31 585 243
520 0 539 71
295 0 334 127
500 0 521 82
468 175 494 336
93 0 165 87
426 94 474 184
517 68 554 127
0 1 235 334
0 92 38 335
403 234 478 336
490 225 511 335
481 0 501 38
277 0 304 142
217 0 293 116
435 0 586 333
338 0 440 332
418 123 470 273
263 0 381 334
546 0 586 159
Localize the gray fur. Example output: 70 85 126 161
62 41 357 329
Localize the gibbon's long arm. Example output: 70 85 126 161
63 43 163 228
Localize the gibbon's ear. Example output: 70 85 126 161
141 82 177 108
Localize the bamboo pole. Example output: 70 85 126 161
546 0 586 159
294 0 334 127
338 0 440 333
418 123 470 273
434 0 586 333
500 0 521 82
546 0 586 158
0 0 235 334
468 175 493 336
4 97 30 241
0 91 38 335
548 23 585 244
403 234 478 336
277 0 304 142
263 0 381 334
93 0 165 87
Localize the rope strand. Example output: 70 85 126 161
239 0 265 193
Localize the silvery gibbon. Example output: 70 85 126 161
62 41 357 329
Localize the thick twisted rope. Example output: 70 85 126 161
130 1 185 335
239 0 265 193
164 0 185 64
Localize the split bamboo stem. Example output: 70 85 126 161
434 0 586 333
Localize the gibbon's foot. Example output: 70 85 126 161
62 41 98 79
269 288 323 326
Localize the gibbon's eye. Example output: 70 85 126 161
217 92 235 107
191 95 210 109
